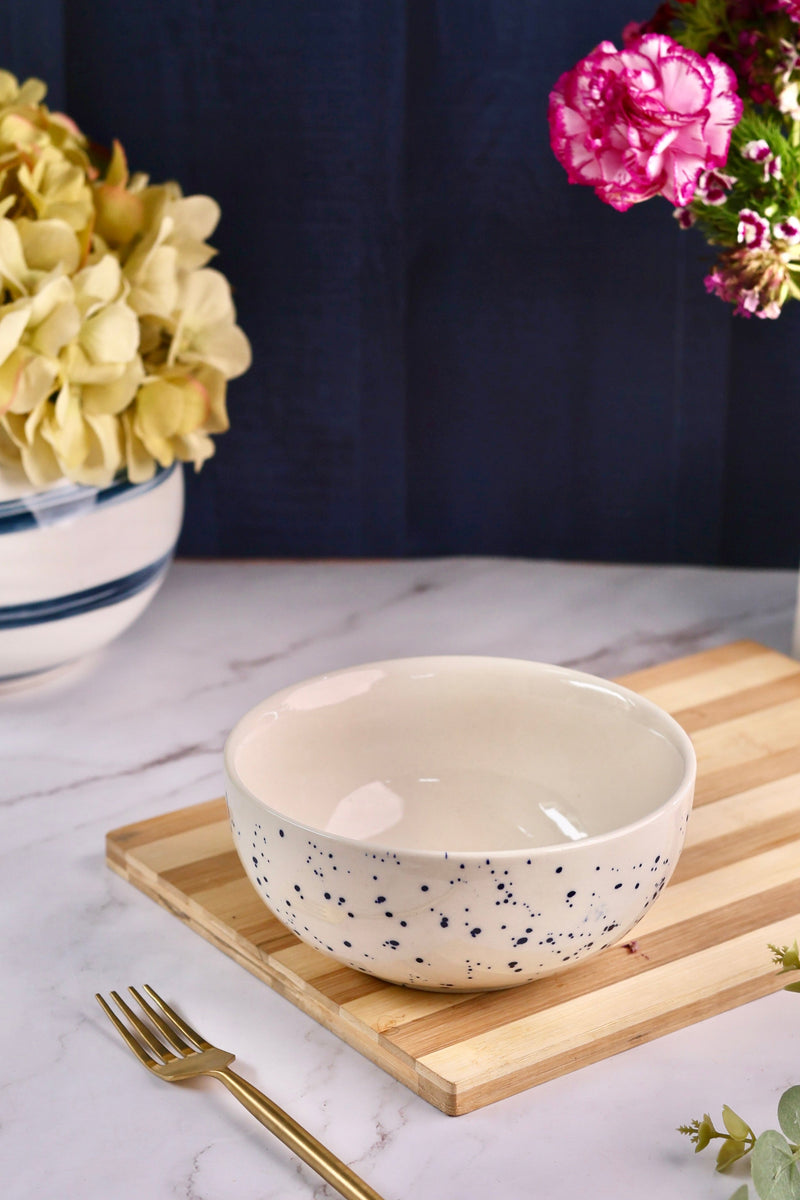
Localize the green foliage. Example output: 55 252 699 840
678 1108 756 1170
778 1089 800 1146
751 1131 800 1200
679 945 800 1199
770 942 800 974
670 0 739 54
689 113 800 249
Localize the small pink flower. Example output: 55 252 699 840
742 139 772 162
774 216 800 243
742 139 782 180
704 246 787 318
548 35 743 212
673 207 696 228
770 0 800 21
765 155 782 181
695 168 737 205
737 208 771 249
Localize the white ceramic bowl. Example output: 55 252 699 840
224 656 696 991
0 464 183 684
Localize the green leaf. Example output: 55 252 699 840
781 941 800 972
724 1106 754 1141
697 1114 715 1152
729 1186 750 1200
717 1138 750 1171
772 941 800 973
751 1131 800 1200
784 982 800 994
778 1088 800 1145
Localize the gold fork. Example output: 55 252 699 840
96 984 386 1200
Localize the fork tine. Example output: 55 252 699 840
142 984 211 1050
129 986 194 1056
96 993 158 1067
109 989 177 1060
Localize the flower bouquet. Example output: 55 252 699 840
0 70 251 489
548 1 800 319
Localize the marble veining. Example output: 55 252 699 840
1 557 799 1199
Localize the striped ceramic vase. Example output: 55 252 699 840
0 465 184 684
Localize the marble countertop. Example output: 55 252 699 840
3 556 800 1200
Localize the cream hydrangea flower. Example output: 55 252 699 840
0 72 250 488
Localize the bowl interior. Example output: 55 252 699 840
227 657 692 854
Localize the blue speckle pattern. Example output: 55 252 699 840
228 793 690 991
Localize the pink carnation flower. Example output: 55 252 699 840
548 34 743 212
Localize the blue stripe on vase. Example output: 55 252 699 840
0 552 174 629
0 465 176 536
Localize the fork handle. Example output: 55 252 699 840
210 1067 387 1200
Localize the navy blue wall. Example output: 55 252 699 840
3 2 800 566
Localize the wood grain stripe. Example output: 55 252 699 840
105 796 227 865
637 653 800 720
416 915 800 1103
684 773 800 848
105 640 800 1115
161 850 244 894
617 639 767 693
132 819 232 873
673 809 800 882
671 671 800 734
617 639 766 688
381 878 800 1060
695 743 800 807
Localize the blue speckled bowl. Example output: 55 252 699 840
224 656 696 991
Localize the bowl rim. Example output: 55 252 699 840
223 655 697 860
0 461 176 519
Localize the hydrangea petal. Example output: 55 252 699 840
0 350 57 415
170 195 220 243
18 218 81 274
81 357 144 415
0 219 29 292
31 300 81 358
135 377 184 441
43 384 89 470
74 254 123 307
127 244 179 318
180 268 236 328
121 410 157 483
175 429 215 471
79 301 140 365
27 275 75 327
19 431 62 487
179 322 252 379
72 411 123 484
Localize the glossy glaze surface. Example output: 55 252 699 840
225 657 696 989
0 465 183 681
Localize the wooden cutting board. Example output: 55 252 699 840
106 640 800 1115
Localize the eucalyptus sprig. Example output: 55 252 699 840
771 940 800 992
678 1106 757 1171
679 942 800 1200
